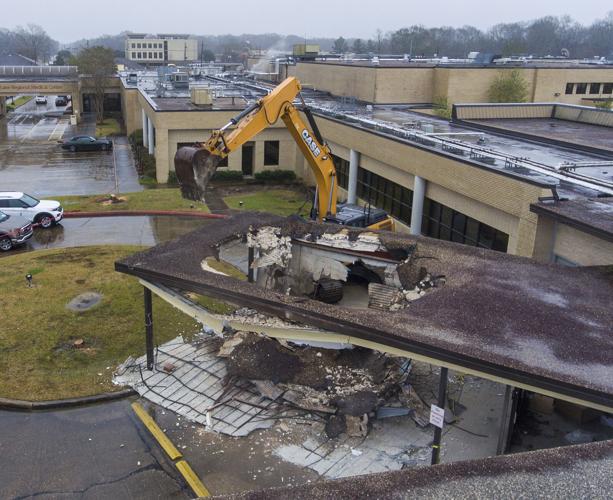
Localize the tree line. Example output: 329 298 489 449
334 13 613 59
3 13 613 66
0 24 59 63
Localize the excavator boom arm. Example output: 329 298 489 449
175 77 337 219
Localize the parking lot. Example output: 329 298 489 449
0 97 141 196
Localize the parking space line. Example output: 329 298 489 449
131 402 211 497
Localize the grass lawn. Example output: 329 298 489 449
56 188 209 213
0 246 231 401
7 96 33 111
95 117 122 137
224 189 310 217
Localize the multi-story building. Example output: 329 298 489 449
125 34 198 65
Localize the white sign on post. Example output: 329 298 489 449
430 404 445 429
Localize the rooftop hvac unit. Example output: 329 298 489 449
191 88 212 106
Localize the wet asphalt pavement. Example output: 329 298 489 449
3 215 213 256
0 99 141 196
0 399 188 499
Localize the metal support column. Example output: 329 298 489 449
496 385 516 455
248 247 255 283
410 175 426 235
347 149 359 205
431 366 448 465
142 109 149 149
144 286 154 370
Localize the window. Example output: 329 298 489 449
355 167 413 225
575 83 587 94
589 83 601 94
142 53 147 59
603 83 613 94
264 140 280 166
565 83 574 95
131 43 135 49
148 43 152 49
149 52 153 59
137 52 142 59
332 155 350 189
137 43 141 49
422 198 509 252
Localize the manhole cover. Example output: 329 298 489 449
66 292 102 312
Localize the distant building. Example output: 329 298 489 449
125 34 198 65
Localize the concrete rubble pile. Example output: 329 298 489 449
216 329 430 439
232 224 447 311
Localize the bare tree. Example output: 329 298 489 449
76 46 116 123
13 24 57 63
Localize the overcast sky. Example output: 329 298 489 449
4 0 612 42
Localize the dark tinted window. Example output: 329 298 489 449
264 141 280 166
589 83 601 94
603 83 613 94
422 198 509 252
575 83 587 94
565 83 574 95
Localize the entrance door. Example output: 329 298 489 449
242 143 254 176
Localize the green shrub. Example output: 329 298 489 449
166 170 179 186
140 151 157 179
211 170 244 182
432 96 452 120
129 129 143 147
594 99 612 110
488 69 529 103
254 170 297 182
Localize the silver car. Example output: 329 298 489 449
0 210 33 251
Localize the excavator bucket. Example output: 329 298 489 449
174 146 222 202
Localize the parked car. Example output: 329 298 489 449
35 95 47 104
0 192 63 229
55 96 68 106
60 135 113 152
0 210 33 251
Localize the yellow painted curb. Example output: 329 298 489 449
131 402 183 460
131 402 210 497
176 460 211 498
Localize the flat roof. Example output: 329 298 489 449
216 440 613 499
531 197 613 242
152 96 246 112
116 214 613 411
461 117 613 157
300 60 613 69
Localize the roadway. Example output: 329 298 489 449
0 399 188 499
0 96 142 196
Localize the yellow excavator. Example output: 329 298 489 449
174 77 395 231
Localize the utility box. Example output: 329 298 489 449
293 44 320 59
191 88 212 107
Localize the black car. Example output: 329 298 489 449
60 136 113 152
55 96 68 106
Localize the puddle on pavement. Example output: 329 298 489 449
2 216 212 256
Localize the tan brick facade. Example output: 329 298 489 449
296 62 613 105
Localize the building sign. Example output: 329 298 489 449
0 82 76 95
429 404 445 429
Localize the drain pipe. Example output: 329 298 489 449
410 175 426 235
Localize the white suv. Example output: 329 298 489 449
0 192 63 228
